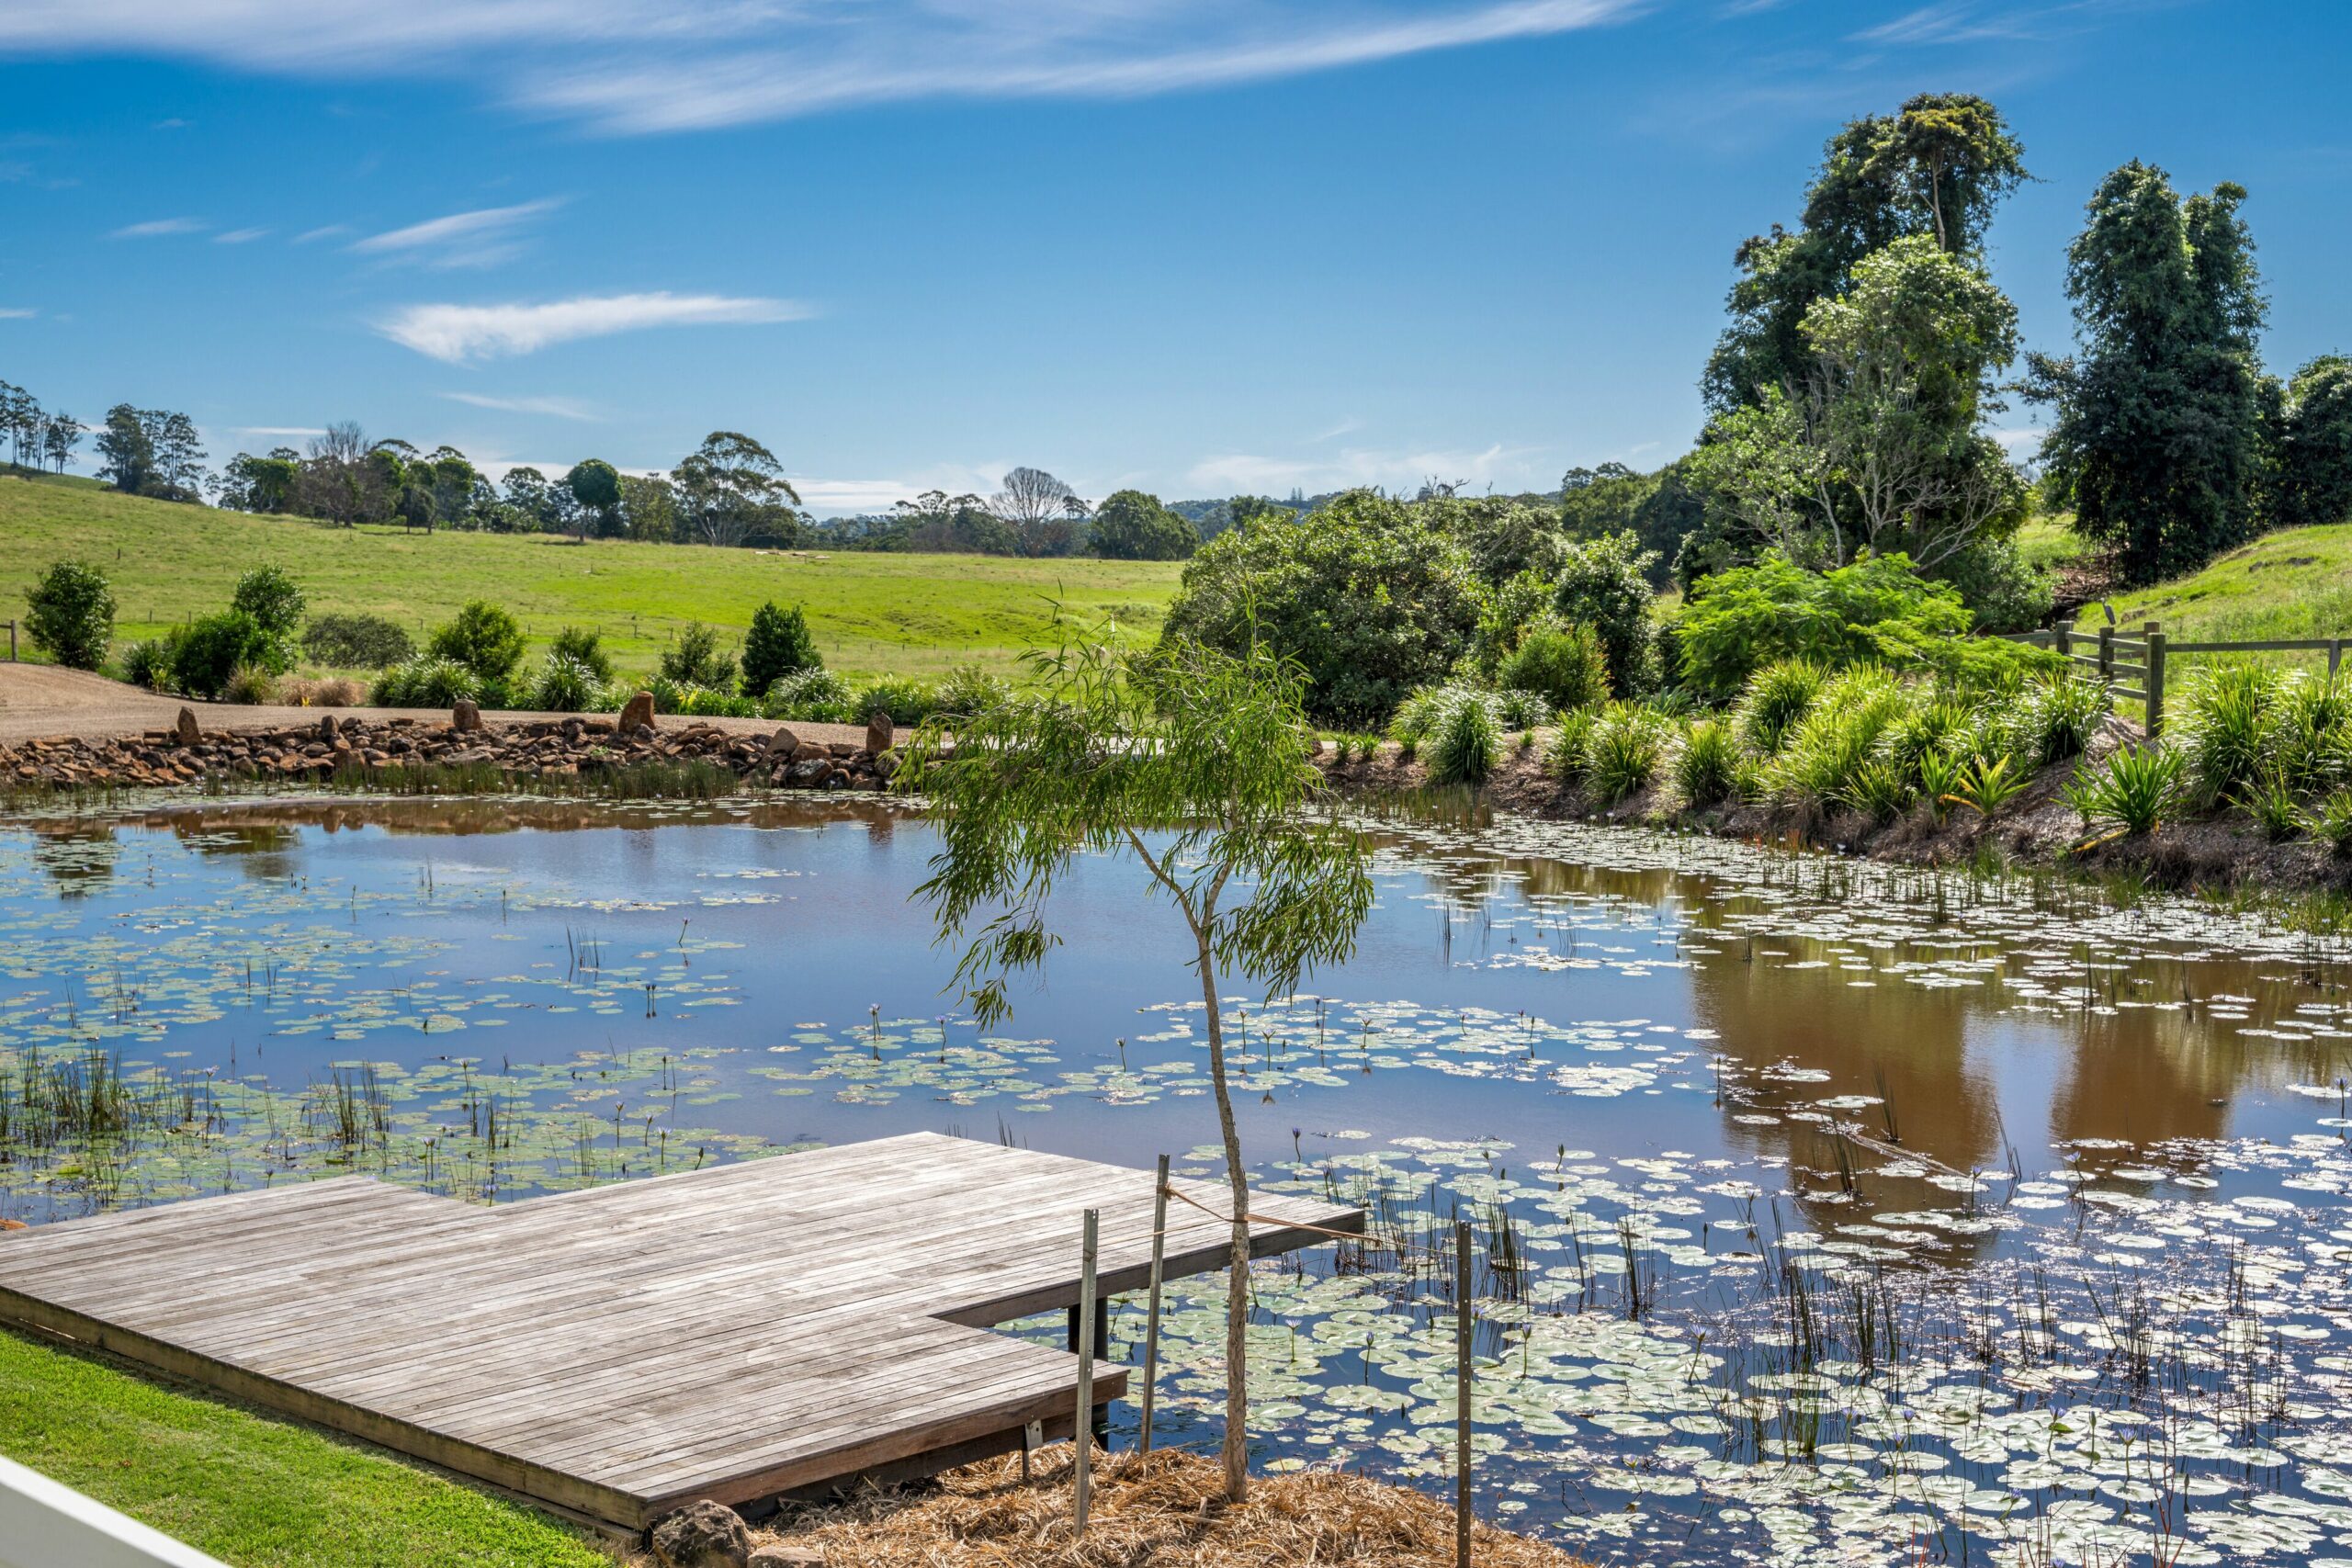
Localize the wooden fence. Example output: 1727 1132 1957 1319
2002 619 2351 738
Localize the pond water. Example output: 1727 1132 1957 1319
5 794 2351 1567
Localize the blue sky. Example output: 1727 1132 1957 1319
2 1 2346 512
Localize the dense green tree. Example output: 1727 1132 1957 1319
888 490 1011 554
1159 491 1482 726
562 458 622 543
2026 164 2272 583
23 559 115 671
93 406 155 495
42 412 82 475
673 431 802 547
1088 489 1199 560
1444 496 1569 586
740 602 821 697
2278 355 2352 528
1706 94 2027 413
220 448 300 513
618 473 681 543
229 566 305 667
500 466 564 532
1550 531 1661 696
427 602 527 685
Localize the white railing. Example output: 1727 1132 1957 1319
0 1454 231 1568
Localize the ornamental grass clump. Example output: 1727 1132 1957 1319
1585 702 1668 805
1545 706 1598 783
2064 745 2184 839
1672 717 1738 808
1767 667 1905 811
2019 669 2111 767
1425 689 1501 786
2177 664 2282 808
372 656 480 709
530 654 605 714
1733 658 1826 758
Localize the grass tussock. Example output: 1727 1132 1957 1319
771 1446 1586 1568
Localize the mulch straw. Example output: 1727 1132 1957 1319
759 1444 1589 1567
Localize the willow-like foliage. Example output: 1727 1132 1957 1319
904 618 1373 1502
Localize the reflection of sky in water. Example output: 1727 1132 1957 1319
6 796 2352 1566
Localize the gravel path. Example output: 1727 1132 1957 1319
0 663 890 750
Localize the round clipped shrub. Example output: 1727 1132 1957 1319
303 612 415 670
170 611 277 699
426 602 527 683
1497 620 1610 715
25 559 116 671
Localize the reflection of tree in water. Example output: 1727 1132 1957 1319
112 795 915 841
167 820 301 880
29 822 119 897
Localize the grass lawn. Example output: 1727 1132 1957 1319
0 1326 619 1568
2064 522 2352 672
2014 513 2089 575
0 472 1183 684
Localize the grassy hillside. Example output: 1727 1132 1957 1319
0 472 1183 683
2066 523 2352 671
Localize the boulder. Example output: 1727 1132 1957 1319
318 715 340 740
786 758 831 787
763 727 800 762
619 691 658 733
175 707 201 748
747 1546 825 1567
452 699 483 733
650 1500 752 1568
864 711 895 756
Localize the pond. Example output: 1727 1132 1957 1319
4 793 2350 1567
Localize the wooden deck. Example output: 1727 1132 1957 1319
0 1133 1361 1533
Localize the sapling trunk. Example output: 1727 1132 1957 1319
1194 924 1251 1504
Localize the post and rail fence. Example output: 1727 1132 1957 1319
2000 619 2352 739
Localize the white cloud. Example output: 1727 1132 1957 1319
794 479 922 516
439 390 601 421
1188 441 1548 496
214 226 269 243
0 307 34 319
0 1 1642 133
294 224 353 243
109 216 205 238
376 290 810 362
351 198 561 267
233 426 328 437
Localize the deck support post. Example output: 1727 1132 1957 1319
2143 621 2165 738
1074 1207 1099 1535
1138 1155 1170 1456
1455 1219 1473 1568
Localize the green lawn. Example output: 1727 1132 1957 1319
2065 523 2352 671
0 472 1184 684
0 1327 617 1568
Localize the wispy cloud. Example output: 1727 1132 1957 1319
1188 440 1548 496
294 224 353 243
1854 0 2177 47
0 307 35 320
0 1 1643 134
109 216 205 238
351 197 562 267
440 389 601 421
377 290 810 362
214 226 269 243
233 425 329 437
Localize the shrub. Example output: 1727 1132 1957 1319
1550 532 1658 696
531 654 605 713
2239 770 2304 841
1769 667 1905 810
659 622 737 692
372 657 480 708
427 602 527 683
1493 687 1554 730
662 683 758 718
2019 671 2111 767
1470 570 1557 675
170 611 277 699
229 566 304 643
1881 697 1970 785
119 637 177 693
933 664 1011 719
2176 664 2282 807
851 678 938 727
1159 491 1486 727
1935 535 2053 634
278 675 363 707
1426 691 1501 786
2268 673 2352 795
1673 717 1738 807
1916 748 1967 822
1846 761 1916 823
24 559 115 671
302 612 414 670
548 626 614 683
220 665 278 705
763 668 856 723
1497 620 1610 715
2304 790 2352 853
2069 746 2184 838
1585 703 1667 805
1949 754 2030 817
1387 683 1461 748
1677 550 1970 698
741 603 820 698
1732 658 1827 757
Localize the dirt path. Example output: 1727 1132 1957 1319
0 663 887 750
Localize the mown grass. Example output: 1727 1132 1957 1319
2068 523 2352 672
0 471 1182 685
0 1326 617 1568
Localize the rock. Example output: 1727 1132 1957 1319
874 751 899 780
452 699 483 733
786 758 831 787
318 715 340 740
864 711 895 756
748 1546 825 1567
763 727 800 762
619 691 658 733
650 1500 752 1568
175 707 201 747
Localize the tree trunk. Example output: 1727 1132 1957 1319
1194 930 1250 1504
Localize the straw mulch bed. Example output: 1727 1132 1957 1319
758 1445 1588 1567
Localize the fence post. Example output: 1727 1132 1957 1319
1138 1155 1170 1457
2143 621 2165 739
1455 1220 1473 1568
2097 623 2114 682
2053 626 2071 662
6 620 14 661
1074 1207 1099 1533
2332 639 2343 680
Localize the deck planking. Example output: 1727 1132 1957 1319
0 1132 1361 1532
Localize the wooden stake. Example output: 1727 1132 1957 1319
1455 1219 1473 1568
1139 1155 1170 1456
1075 1206 1099 1534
